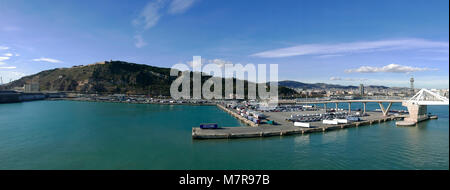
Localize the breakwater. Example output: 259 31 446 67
0 91 46 103
62 98 216 106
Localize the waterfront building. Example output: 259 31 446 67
359 84 364 96
24 83 39 92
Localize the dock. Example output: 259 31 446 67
192 104 406 139
216 104 259 127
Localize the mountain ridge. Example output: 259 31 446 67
0 61 300 97
278 80 389 90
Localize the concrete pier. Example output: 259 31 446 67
193 104 404 139
192 116 397 139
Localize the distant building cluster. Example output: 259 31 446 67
292 86 449 99
431 89 449 98
289 77 449 99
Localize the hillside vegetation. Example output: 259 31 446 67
2 61 299 98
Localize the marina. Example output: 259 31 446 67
0 0 449 173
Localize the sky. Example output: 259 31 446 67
0 0 448 88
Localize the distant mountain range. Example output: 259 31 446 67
278 80 390 90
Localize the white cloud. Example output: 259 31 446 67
3 53 13 57
345 64 436 73
251 38 449 58
0 62 5 65
0 66 16 69
208 59 231 68
187 57 206 68
0 57 10 61
32 57 63 63
15 53 20 56
132 0 167 48
168 0 196 14
134 35 147 48
329 77 368 81
187 58 232 68
131 0 197 48
132 0 166 30
316 54 344 58
0 46 9 50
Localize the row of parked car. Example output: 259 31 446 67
287 112 362 124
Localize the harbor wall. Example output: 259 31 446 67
0 93 21 103
0 92 47 103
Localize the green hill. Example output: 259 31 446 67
1 61 298 98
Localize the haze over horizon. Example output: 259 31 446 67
0 0 448 89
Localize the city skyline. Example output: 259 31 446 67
0 0 449 89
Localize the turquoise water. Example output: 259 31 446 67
0 101 448 170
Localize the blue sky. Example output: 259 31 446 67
0 0 448 88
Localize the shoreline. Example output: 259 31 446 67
47 98 217 106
